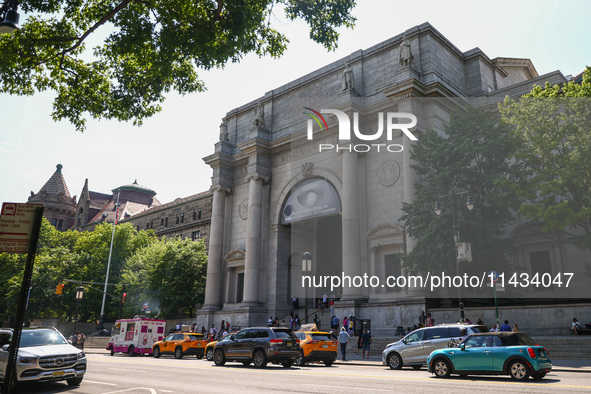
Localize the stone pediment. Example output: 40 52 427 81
224 249 246 268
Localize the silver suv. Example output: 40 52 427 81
382 324 484 370
0 327 86 386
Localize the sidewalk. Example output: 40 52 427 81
332 352 591 373
85 347 591 373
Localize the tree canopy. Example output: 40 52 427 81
400 106 520 276
499 67 591 253
0 219 208 324
0 0 356 131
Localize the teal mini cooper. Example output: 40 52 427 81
427 332 551 381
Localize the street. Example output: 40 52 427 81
13 353 591 394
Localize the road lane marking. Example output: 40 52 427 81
84 380 117 386
304 384 391 392
102 388 158 394
109 367 148 373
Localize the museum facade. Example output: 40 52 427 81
197 22 589 335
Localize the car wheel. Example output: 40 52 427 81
174 347 183 359
295 350 305 366
412 365 422 370
324 360 334 367
213 349 226 366
387 353 403 370
509 360 530 381
206 348 214 361
128 346 135 357
433 359 451 378
253 350 267 368
153 347 161 358
531 371 546 380
66 377 83 386
282 360 294 368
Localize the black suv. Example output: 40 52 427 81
213 327 300 368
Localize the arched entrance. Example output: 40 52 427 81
279 177 343 316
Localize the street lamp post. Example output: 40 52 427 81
0 0 20 35
302 252 312 324
435 189 474 323
73 287 84 334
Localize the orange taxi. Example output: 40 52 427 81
294 330 337 366
153 332 206 359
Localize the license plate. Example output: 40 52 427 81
52 371 65 377
322 345 328 348
286 342 292 346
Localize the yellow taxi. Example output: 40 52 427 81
294 330 337 366
152 332 206 359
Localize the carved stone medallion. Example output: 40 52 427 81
378 161 400 187
239 199 249 220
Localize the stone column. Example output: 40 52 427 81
202 186 227 309
242 174 265 306
341 150 363 299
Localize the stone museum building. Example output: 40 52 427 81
197 22 590 334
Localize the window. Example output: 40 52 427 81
57 219 63 231
405 330 424 343
160 219 164 226
424 327 449 340
236 273 245 303
198 209 202 219
193 210 197 220
150 221 153 228
165 217 168 227
385 254 402 292
51 218 58 227
180 213 184 223
529 251 552 275
176 216 179 225
192 231 200 240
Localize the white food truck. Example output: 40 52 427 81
106 317 166 356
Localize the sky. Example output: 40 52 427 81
0 0 589 206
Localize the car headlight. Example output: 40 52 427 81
77 352 86 359
19 357 38 364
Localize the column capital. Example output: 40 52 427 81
245 173 270 183
210 185 232 194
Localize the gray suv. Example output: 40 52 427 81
0 327 86 386
382 324 484 370
213 327 300 368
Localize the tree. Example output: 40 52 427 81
123 237 207 318
400 106 521 277
499 68 591 253
0 0 356 131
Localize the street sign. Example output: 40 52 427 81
0 203 43 253
142 302 149 310
488 270 499 283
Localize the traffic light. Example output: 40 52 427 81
122 292 127 303
55 283 64 294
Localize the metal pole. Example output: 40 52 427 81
74 299 80 335
3 206 44 394
100 192 119 322
494 285 499 328
451 190 465 323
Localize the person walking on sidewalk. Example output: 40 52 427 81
338 327 350 361
361 329 371 358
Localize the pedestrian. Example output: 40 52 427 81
343 316 348 332
76 331 85 350
477 318 483 325
426 313 434 327
572 318 581 335
292 296 297 311
329 300 335 317
361 329 371 358
513 324 519 332
418 311 426 327
295 314 301 330
323 292 328 308
268 316 273 326
331 315 340 337
338 327 350 361
348 316 354 335
489 324 499 332
70 332 79 347
314 314 321 330
500 320 511 332
356 333 362 355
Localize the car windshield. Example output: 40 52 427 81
20 330 68 347
187 334 202 340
